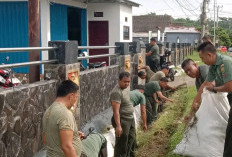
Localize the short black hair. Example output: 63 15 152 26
181 59 194 69
161 65 169 70
160 77 169 82
135 84 145 91
138 71 146 78
197 42 216 54
119 71 130 80
150 37 156 42
57 80 79 97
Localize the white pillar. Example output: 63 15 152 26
162 33 165 42
40 0 51 73
157 30 161 41
148 31 152 41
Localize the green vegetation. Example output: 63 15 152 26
164 86 196 157
210 27 231 47
136 86 197 157
185 51 203 65
172 18 201 28
135 51 202 157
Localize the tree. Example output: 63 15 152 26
147 12 156 16
172 17 201 27
210 27 231 47
229 34 232 47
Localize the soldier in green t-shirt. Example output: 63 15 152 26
130 85 147 131
149 66 176 91
146 37 160 72
181 59 209 91
181 58 209 121
110 72 136 157
138 66 155 83
42 80 83 157
144 78 174 125
81 133 107 157
194 42 232 157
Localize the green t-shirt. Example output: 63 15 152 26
195 65 209 91
144 81 161 97
149 71 165 82
82 133 106 157
129 90 146 107
110 85 134 119
42 102 82 157
206 53 232 86
145 67 155 83
150 45 160 61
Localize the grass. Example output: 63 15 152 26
164 86 196 157
184 51 204 65
136 86 197 157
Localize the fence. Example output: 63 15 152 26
0 40 193 157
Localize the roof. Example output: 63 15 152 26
86 0 140 7
164 26 200 33
133 15 172 33
133 32 157 38
121 0 140 7
171 22 185 27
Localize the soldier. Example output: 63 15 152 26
193 42 232 157
144 77 174 125
146 37 160 72
138 66 155 83
149 65 176 91
130 85 147 131
110 72 136 157
42 80 82 157
181 58 209 121
182 59 209 91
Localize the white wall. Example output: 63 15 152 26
119 4 133 42
87 3 121 54
50 0 87 8
40 0 51 59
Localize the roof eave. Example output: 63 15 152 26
85 0 140 7
122 0 140 7
165 32 200 34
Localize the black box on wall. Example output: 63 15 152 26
115 42 130 55
49 41 79 64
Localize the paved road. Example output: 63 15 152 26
169 75 195 87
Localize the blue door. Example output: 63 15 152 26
50 4 68 41
0 2 29 73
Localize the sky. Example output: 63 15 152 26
132 0 232 20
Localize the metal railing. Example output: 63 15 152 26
0 45 119 69
77 54 118 60
0 60 58 69
78 46 118 50
0 47 58 69
0 47 56 53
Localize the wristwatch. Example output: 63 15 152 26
212 86 217 93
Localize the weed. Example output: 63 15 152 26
136 86 196 157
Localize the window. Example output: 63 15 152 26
94 12 103 17
123 26 130 40
125 17 128 22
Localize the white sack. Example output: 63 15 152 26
103 105 142 157
133 105 142 129
174 89 230 157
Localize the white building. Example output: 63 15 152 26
0 0 139 72
164 26 201 46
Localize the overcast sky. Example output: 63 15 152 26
132 0 232 20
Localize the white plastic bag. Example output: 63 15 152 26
133 105 141 129
174 89 230 157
